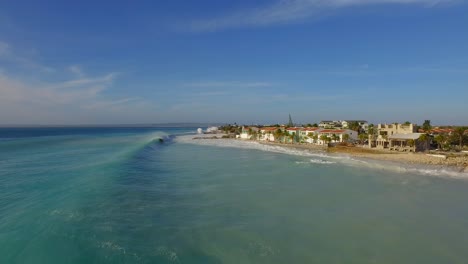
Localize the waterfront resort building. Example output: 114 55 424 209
369 123 424 151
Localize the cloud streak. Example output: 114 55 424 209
184 81 273 88
0 41 152 124
0 40 55 72
189 0 458 32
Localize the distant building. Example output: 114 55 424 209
319 121 341 129
341 120 369 132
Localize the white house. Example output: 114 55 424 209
319 121 341 129
239 126 259 139
300 127 322 143
317 129 358 145
341 120 369 132
259 127 278 141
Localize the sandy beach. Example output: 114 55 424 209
328 145 468 170
192 136 468 173
257 141 468 172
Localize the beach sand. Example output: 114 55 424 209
258 141 468 172
329 145 468 172
192 136 468 173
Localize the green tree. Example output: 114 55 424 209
434 134 447 150
274 129 283 142
312 123 319 127
313 134 318 143
290 132 296 144
320 134 329 145
453 127 467 150
358 133 368 144
422 120 432 132
404 121 411 125
342 133 350 143
418 133 430 151
349 121 361 132
331 134 340 142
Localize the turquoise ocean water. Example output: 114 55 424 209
1 127 468 263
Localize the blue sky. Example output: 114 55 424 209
0 0 467 125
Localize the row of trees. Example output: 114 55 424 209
431 127 467 150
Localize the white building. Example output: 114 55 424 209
319 121 341 129
259 127 278 141
300 127 322 143
317 129 358 145
341 120 369 132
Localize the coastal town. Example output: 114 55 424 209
197 116 468 171
216 117 467 152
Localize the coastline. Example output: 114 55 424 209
327 145 468 172
191 135 468 173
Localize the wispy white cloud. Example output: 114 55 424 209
189 0 458 32
69 65 84 77
0 40 153 124
0 40 55 72
0 72 151 124
56 73 118 89
184 81 273 88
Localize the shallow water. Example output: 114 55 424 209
1 128 468 263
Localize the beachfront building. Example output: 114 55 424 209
285 127 303 143
300 127 322 143
239 126 259 139
387 133 425 152
259 127 277 141
369 123 423 151
317 129 358 145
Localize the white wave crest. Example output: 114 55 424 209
296 159 336 165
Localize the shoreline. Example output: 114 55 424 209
192 135 468 173
327 145 468 172
262 141 468 172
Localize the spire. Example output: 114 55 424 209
288 114 294 127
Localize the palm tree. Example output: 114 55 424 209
453 127 466 150
289 132 295 144
274 129 283 142
434 134 447 150
320 134 329 145
342 133 350 143
331 134 340 143
349 121 361 133
368 124 375 137
418 133 430 151
313 134 318 144
359 133 368 145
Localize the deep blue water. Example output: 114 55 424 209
1 127 468 263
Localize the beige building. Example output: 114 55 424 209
369 123 422 151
